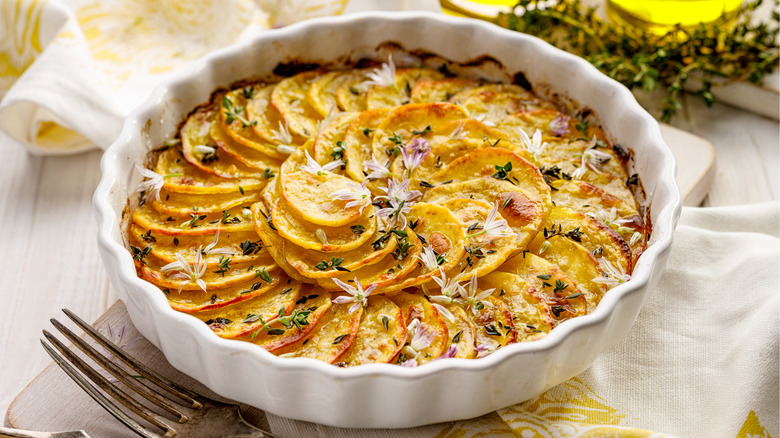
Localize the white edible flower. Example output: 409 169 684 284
467 202 513 238
432 303 456 324
192 145 216 157
458 271 495 315
363 157 396 180
450 120 469 139
332 278 376 314
203 229 233 257
592 257 631 288
300 150 343 176
586 206 631 228
475 341 496 358
315 228 329 246
518 128 547 161
435 344 458 360
400 138 431 173
161 247 208 293
269 122 294 151
375 177 421 229
417 245 441 272
399 318 437 367
548 113 571 136
572 137 613 179
429 271 464 306
134 164 165 203
364 55 396 88
330 181 372 213
315 105 340 135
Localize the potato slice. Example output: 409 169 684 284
192 278 302 338
497 109 609 144
480 271 553 341
132 204 254 236
281 170 365 227
218 86 289 160
153 148 263 195
343 108 390 181
541 137 629 184
433 302 477 359
315 230 422 292
272 302 363 363
366 68 445 109
424 178 545 251
498 252 589 323
313 111 360 164
147 187 261 216
246 83 307 149
139 257 278 293
383 203 466 292
271 71 323 138
244 292 332 352
470 295 517 356
527 235 608 308
209 120 284 172
251 202 307 282
271 201 376 252
450 84 556 125
410 77 482 104
371 102 468 161
389 291 449 365
339 295 407 366
180 105 263 179
308 70 361 116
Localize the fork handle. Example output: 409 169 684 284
0 426 90 438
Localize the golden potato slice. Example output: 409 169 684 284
433 302 477 359
541 137 629 184
371 102 468 161
450 84 556 124
498 252 589 323
180 105 263 179
313 111 360 164
149 266 283 313
272 302 362 363
542 206 632 273
246 83 307 149
244 292 332 352
193 279 302 338
209 120 284 172
132 204 254 236
497 109 609 144
470 295 517 356
147 187 261 216
315 230 422 292
550 179 646 265
285 227 398 279
389 291 449 365
343 108 391 181
308 70 360 116
271 201 376 252
281 171 365 227
218 86 289 160
139 256 278 293
440 198 518 277
336 69 374 112
526 235 608 308
428 148 552 213
153 148 264 194
366 68 445 109
480 271 553 341
424 178 545 251
340 295 407 366
251 202 307 282
410 77 482 103
271 71 323 138
383 203 466 292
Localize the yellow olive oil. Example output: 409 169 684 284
607 0 743 32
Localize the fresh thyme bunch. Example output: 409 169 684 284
495 0 779 121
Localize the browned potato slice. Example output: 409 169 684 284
390 292 449 365
132 204 254 236
371 102 468 161
480 271 553 341
313 111 360 164
218 86 289 160
285 227 398 279
343 108 390 182
147 187 261 216
246 83 307 149
192 278 302 338
498 252 589 323
180 105 263 179
271 71 323 138
251 202 307 282
153 148 263 194
209 120 284 172
340 295 407 366
410 78 482 103
470 296 517 356
272 302 363 363
281 171 365 227
315 230 422 293
550 179 646 265
271 201 376 252
139 257 278 292
383 203 466 292
540 137 629 184
428 148 552 214
497 109 609 144
526 235 608 308
450 84 556 125
308 70 361 116
434 303 477 359
244 292 332 352
424 178 545 251
336 69 375 112
542 206 632 273
366 68 445 109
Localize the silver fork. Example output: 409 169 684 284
40 309 279 438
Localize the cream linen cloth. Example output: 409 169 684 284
0 0 441 155
258 202 779 438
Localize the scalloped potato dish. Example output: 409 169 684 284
126 56 649 367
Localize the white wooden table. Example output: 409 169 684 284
0 90 777 420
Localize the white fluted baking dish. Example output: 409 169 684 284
94 12 681 428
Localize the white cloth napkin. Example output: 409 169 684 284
0 0 441 155
261 202 780 437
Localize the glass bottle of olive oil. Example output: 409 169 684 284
606 0 743 32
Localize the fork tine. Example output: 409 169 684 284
41 330 174 437
50 318 188 421
62 308 201 408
